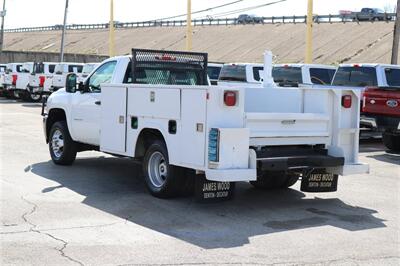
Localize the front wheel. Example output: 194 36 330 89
49 121 77 165
143 140 185 198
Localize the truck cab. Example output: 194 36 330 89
43 49 368 200
273 64 337 87
52 63 84 91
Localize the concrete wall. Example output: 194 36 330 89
3 23 399 64
0 50 108 64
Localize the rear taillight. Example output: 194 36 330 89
342 95 352 108
224 91 237 107
39 76 46 87
208 128 220 163
12 74 17 85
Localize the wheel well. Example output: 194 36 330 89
46 108 67 143
135 128 166 158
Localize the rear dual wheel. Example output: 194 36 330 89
143 140 194 198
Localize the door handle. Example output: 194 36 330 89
95 101 101 105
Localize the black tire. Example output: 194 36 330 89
383 131 400 152
24 90 42 102
49 121 77 165
250 171 287 189
142 140 186 198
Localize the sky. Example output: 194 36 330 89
3 0 398 29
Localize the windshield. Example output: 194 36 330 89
33 63 45 74
332 67 377 87
219 65 246 82
134 67 201 85
207 66 222 80
385 68 400 87
309 68 336 85
272 67 303 84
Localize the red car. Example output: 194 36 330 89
362 86 400 151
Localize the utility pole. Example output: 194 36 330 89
109 0 115 57
305 0 313 63
186 0 192 51
0 0 6 53
391 0 399 64
60 0 69 62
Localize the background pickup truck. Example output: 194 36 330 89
272 64 337 87
352 8 393 21
218 63 264 86
362 84 400 151
330 64 400 131
29 62 57 99
43 49 368 200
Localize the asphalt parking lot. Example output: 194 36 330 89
1 98 399 266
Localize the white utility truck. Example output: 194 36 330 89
51 63 84 91
3 63 23 98
273 64 337 87
43 49 368 200
29 62 57 98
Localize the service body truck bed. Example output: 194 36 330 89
43 49 368 200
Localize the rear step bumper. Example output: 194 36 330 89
258 155 345 171
255 147 345 171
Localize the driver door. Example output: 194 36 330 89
70 61 117 146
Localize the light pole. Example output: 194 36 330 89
186 0 192 51
0 0 6 53
305 0 313 63
60 0 69 62
391 0 399 64
109 0 115 57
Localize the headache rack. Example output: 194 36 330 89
131 48 208 86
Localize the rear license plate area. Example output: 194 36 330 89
301 170 338 192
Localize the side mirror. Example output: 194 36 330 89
65 73 77 93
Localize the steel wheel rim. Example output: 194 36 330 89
31 94 41 101
51 129 64 158
147 151 168 188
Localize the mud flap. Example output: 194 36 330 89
301 169 338 193
195 175 235 203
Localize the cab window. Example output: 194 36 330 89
385 68 400 87
309 68 336 85
88 61 117 92
332 67 377 87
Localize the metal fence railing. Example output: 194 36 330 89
5 13 397 33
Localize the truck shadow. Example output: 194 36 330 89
29 157 386 249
